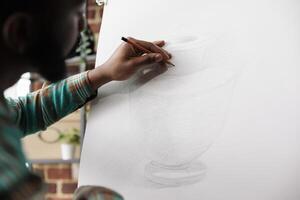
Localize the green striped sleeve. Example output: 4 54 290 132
6 71 96 136
0 122 44 199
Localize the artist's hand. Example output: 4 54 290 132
88 37 171 90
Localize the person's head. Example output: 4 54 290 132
0 0 85 82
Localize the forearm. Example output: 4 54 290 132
7 72 96 136
87 64 112 91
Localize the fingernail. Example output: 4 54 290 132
155 54 163 62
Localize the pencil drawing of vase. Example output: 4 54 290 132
129 35 242 187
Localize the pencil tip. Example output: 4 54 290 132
167 62 175 67
121 37 128 42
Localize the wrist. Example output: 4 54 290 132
87 65 112 90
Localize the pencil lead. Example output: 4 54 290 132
121 37 128 42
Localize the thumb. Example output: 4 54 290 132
130 53 163 68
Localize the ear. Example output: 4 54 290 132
2 13 34 55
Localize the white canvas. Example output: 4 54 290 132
79 0 300 199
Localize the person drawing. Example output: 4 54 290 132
0 0 171 199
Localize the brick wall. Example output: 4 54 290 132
32 164 79 200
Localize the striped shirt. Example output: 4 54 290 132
0 71 123 200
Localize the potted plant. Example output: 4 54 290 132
59 128 81 160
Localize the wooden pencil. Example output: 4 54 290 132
121 37 175 66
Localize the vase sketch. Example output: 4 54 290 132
130 35 242 187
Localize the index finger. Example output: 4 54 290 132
128 37 171 60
